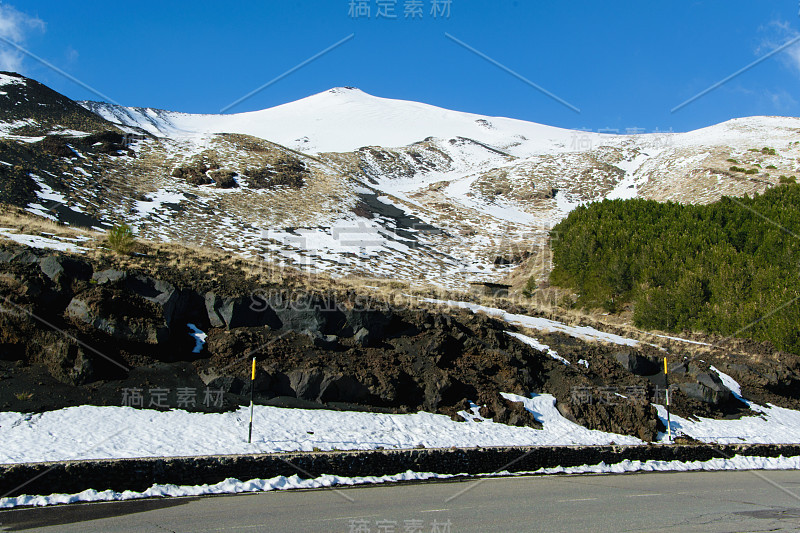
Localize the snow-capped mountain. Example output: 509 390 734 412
3 72 800 290
82 86 586 155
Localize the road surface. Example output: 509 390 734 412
2 470 800 532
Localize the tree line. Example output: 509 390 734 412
548 184 800 354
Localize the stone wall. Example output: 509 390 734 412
2 444 799 498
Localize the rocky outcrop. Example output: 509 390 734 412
172 160 217 186
200 308 584 432
123 275 181 325
613 350 659 376
205 292 281 329
561 401 659 442
679 372 731 406
67 286 171 344
39 255 92 287
244 156 308 189
209 169 238 189
1 242 794 441
29 332 94 386
611 350 739 410
206 292 392 340
92 268 127 284
38 131 134 158
660 361 736 409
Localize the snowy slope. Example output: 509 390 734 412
80 87 800 235
82 88 800 161
82 87 607 155
0 394 641 465
1 368 795 468
0 75 794 290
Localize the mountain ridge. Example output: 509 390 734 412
1 72 799 292
77 84 800 156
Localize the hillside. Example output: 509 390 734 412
1 73 798 293
2 221 799 445
1 74 800 448
0 72 118 137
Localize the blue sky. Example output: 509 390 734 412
2 1 800 133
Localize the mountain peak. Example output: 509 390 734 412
321 85 369 97
327 86 363 95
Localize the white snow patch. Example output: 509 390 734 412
187 324 207 353
134 190 187 217
710 366 743 399
72 166 92 177
0 74 24 87
0 230 86 253
654 367 800 444
24 204 57 221
457 401 491 422
0 471 454 509
527 454 800 476
506 331 569 365
30 174 68 203
605 152 650 201
5 454 800 509
427 299 640 347
0 394 640 465
0 119 36 135
554 190 583 216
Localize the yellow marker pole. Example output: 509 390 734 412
248 357 256 444
664 357 672 443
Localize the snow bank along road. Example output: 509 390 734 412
2 470 800 532
1 445 799 510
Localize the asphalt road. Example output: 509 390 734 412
2 470 800 532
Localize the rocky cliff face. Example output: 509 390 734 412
5 242 790 442
4 238 799 442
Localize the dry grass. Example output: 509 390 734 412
0 206 99 240
0 208 475 305
2 207 775 363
